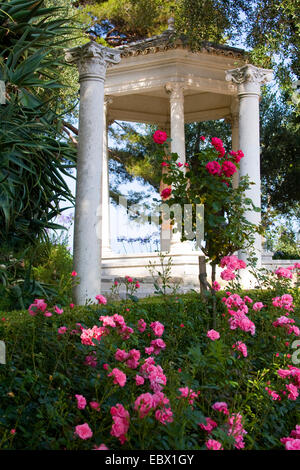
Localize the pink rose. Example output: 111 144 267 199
212 281 221 291
28 298 47 316
135 375 145 386
212 401 229 415
199 417 218 433
58 326 68 335
95 294 107 305
253 302 264 311
108 368 127 387
211 137 224 152
138 319 147 333
150 321 164 337
44 311 52 317
285 439 300 450
75 394 87 410
206 439 223 450
275 267 293 279
90 401 100 411
54 305 63 314
220 268 236 281
94 444 109 450
207 329 220 341
75 423 93 440
110 404 130 445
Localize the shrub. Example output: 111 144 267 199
0 282 299 450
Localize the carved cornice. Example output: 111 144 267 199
65 42 121 81
117 30 246 60
225 64 273 86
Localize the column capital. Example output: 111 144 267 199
165 82 185 100
65 41 121 82
226 64 273 96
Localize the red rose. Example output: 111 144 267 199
236 150 244 163
161 187 172 199
206 160 221 176
221 161 237 177
153 130 168 144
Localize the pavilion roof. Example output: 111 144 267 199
116 26 246 61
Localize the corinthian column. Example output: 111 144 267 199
165 82 187 253
65 42 121 304
226 64 273 266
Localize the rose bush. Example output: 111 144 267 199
153 132 261 292
0 265 299 450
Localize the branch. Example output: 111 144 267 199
62 120 78 136
62 126 78 145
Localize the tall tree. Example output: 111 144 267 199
245 0 300 88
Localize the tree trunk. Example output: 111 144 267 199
198 256 207 294
211 262 217 329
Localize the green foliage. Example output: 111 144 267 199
265 222 300 260
176 0 251 47
0 285 299 450
0 253 59 312
0 0 78 250
245 0 300 90
77 0 175 45
260 89 300 220
147 252 181 296
78 0 252 49
0 228 75 311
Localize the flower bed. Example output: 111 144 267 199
0 281 299 450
